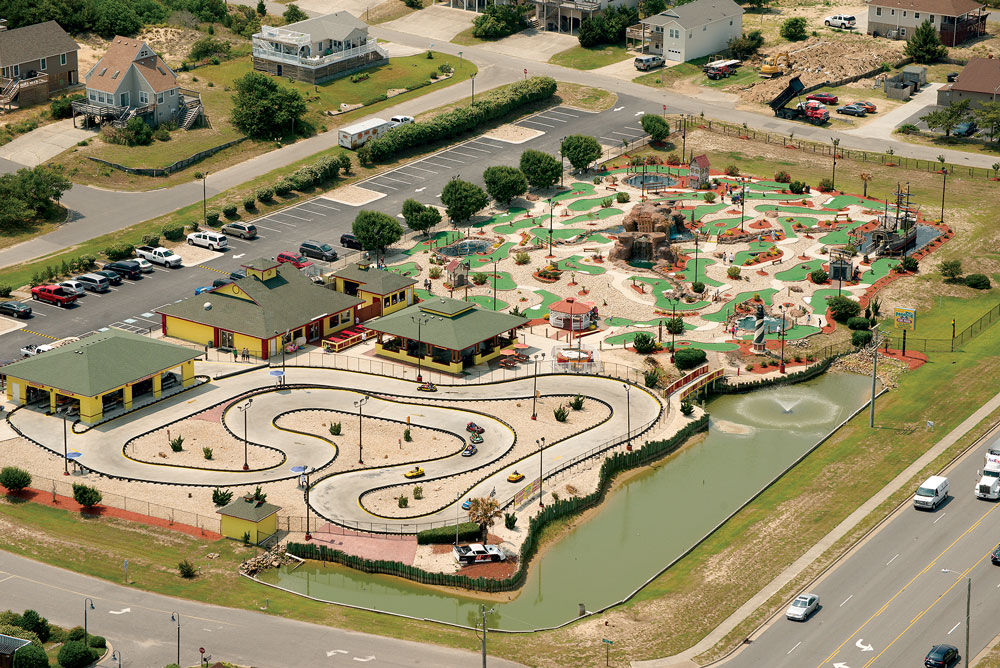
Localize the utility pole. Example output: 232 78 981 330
477 604 494 668
831 137 839 191
868 328 883 428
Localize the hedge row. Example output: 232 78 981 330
285 414 708 594
416 522 480 544
715 356 835 394
358 76 558 165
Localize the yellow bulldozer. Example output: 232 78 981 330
758 52 792 78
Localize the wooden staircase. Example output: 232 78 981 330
179 100 202 130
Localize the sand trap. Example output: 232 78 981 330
324 184 386 206
483 124 545 144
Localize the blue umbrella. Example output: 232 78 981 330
66 452 82 460
269 369 284 377
290 465 307 473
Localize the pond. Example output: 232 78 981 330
438 239 492 257
625 173 679 189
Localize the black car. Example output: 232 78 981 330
299 240 338 262
103 260 142 280
925 644 959 668
93 269 123 286
230 270 246 281
0 301 32 318
340 233 363 250
991 543 1000 565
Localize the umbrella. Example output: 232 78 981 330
66 452 82 460
290 465 308 473
513 343 530 350
500 349 516 355
269 369 285 377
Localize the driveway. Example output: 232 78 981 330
0 118 95 167
843 82 943 140
477 28 578 63
383 5 474 41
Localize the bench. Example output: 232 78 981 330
771 258 783 266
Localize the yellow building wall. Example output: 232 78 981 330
212 283 256 302
474 347 503 366
375 343 463 374
246 266 277 281
181 360 195 388
79 395 103 424
380 287 413 316
164 316 215 348
232 332 263 358
4 376 26 404
322 308 355 336
220 514 277 543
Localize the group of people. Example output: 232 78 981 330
232 347 252 362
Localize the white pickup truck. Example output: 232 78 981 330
975 448 1000 499
136 245 182 268
453 543 506 564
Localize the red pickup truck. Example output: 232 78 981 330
31 285 79 307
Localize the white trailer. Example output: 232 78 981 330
338 118 391 150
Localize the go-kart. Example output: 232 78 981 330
417 382 437 392
507 471 525 483
470 432 484 444
466 422 485 434
462 443 478 457
404 466 425 479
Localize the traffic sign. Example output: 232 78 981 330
602 639 613 644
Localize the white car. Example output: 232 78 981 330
388 115 414 128
824 14 856 28
134 258 154 273
786 593 819 621
187 231 228 251
58 280 86 296
20 343 54 357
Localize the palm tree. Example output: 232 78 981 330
467 497 503 542
860 172 873 198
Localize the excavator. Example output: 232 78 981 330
758 52 792 78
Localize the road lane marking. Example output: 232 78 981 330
787 641 801 654
886 553 899 566
841 595 853 607
815 502 1000 668
934 512 947 524
948 622 961 634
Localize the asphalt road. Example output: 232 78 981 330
726 427 1000 668
0 551 524 668
0 95 654 361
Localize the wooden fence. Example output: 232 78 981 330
87 136 245 177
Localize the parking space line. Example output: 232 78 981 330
379 176 412 185
254 224 281 233
520 119 554 128
421 161 452 169
600 136 621 143
394 171 425 179
536 115 567 123
547 110 578 118
407 165 438 174
369 182 398 190
473 140 505 148
449 150 479 159
612 130 641 137
309 200 342 210
297 206 337 216
459 145 491 153
272 211 311 221
435 155 465 164
263 218 296 227
624 126 643 131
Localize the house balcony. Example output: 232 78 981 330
251 41 388 69
253 25 311 47
533 0 601 9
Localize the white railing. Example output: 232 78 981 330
251 41 387 69
254 25 311 46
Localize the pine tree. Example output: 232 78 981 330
904 19 947 63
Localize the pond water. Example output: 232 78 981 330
438 239 491 257
260 372 874 630
625 173 679 189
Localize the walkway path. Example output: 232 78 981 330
0 118 94 167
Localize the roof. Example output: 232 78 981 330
243 258 280 272
865 0 982 15
217 496 281 522
0 21 78 67
642 0 744 28
1 330 200 398
692 154 710 168
341 117 389 134
550 298 594 315
949 57 1000 93
284 11 369 41
0 633 30 655
367 299 528 351
86 37 176 94
157 262 362 339
445 259 467 272
333 262 417 295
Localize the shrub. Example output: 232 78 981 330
429 266 442 279
569 394 585 410
71 483 101 509
104 242 134 261
680 399 695 416
87 635 106 649
169 436 184 452
810 269 828 284
206 211 220 226
616 191 630 203
57 641 98 668
413 485 423 500
162 224 185 241
178 559 197 578
691 281 705 293
242 196 257 211
601 197 614 208
141 233 160 247
397 495 409 508
0 466 31 492
644 368 660 388
504 512 517 529
403 427 412 442
203 447 213 460
703 191 716 203
416 522 480 544
66 627 85 642
900 255 918 272
847 316 870 330
472 272 488 286
780 16 808 40
725 164 740 176
256 186 274 203
939 259 962 281
553 405 569 422
789 180 806 194
12 643 48 668
632 332 657 354
774 170 791 183
18 610 49 643
674 348 708 370
0 625 39 648
965 273 991 289
827 295 861 322
274 181 292 196
472 4 527 39
329 422 342 436
222 204 238 218
514 251 530 265
727 266 741 280
818 177 835 192
898 123 920 135
0 285 10 298
852 330 874 347
154 126 171 142
212 488 232 505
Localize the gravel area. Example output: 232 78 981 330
128 417 284 471
483 124 544 144
324 184 386 206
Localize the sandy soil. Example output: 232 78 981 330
128 416 284 471
483 124 545 144
324 184 387 205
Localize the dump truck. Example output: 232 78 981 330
769 76 829 125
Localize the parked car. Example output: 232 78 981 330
136 246 182 268
823 14 856 28
57 280 86 297
453 543 506 564
187 231 229 251
299 240 338 262
404 466 425 479
853 100 877 112
388 115 414 128
924 644 960 668
103 261 142 280
134 258 154 273
93 269 123 286
836 103 867 117
220 222 257 239
75 273 111 293
340 233 363 250
31 285 78 307
785 593 819 621
20 343 53 356
706 65 734 80
954 121 977 137
276 252 313 269
212 278 233 288
634 55 663 71
806 92 839 104
230 270 246 281
194 286 214 295
0 302 32 318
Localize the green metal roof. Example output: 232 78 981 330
158 262 362 340
217 497 281 522
0 633 31 655
332 262 417 295
1 330 201 398
366 299 528 351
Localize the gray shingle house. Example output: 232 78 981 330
0 19 79 109
627 0 744 62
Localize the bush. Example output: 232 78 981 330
674 348 707 370
847 316 870 331
601 196 614 208
154 126 170 142
504 512 517 530
256 186 274 203
242 196 257 211
817 177 835 192
0 466 31 492
18 610 49 643
417 522 480 544
827 295 861 322
274 180 293 196
939 259 962 281
50 94 85 119
212 488 232 505
169 436 184 452
12 643 48 668
71 483 101 509
141 233 160 247
57 641 98 668
898 123 920 135
0 625 39 648
703 191 716 203
789 180 806 194
633 332 657 354
965 273 991 289
222 204 238 218
725 164 740 176
691 281 705 293
403 427 412 442
329 422 342 436
569 394 585 410
87 635 106 649
644 368 660 388
680 399 695 416
774 170 791 183
189 36 231 61
206 211 220 226
66 627 85 642
471 272 488 286
104 242 134 261
553 405 569 422
162 224 185 241
397 495 409 508
727 266 741 280
514 251 530 265
178 559 197 578
472 4 527 39
616 191 630 203
781 17 808 40
203 447 213 460
810 269 828 284
852 330 874 347
429 266 442 279
640 114 670 143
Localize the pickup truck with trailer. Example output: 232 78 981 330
769 76 829 125
453 543 507 564
136 246 182 268
976 447 1000 499
31 285 79 307
338 118 391 150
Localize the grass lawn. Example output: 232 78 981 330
450 27 490 47
703 65 758 89
632 58 705 88
554 82 617 111
895 130 1000 157
364 0 436 25
549 43 630 70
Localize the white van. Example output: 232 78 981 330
914 475 949 510
634 55 664 71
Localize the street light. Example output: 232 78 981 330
238 398 253 471
354 395 370 464
941 569 971 668
681 115 687 161
61 407 70 475
546 197 555 259
111 650 122 668
667 297 678 363
304 466 313 541
739 176 747 232
410 313 431 381
273 329 288 381
831 138 840 192
531 352 545 419
83 598 94 649
779 304 786 373
938 155 948 222
170 612 181 668
536 437 545 507
560 136 566 188
202 172 208 227
470 71 476 104
622 384 632 451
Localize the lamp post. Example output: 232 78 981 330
83 598 94 649
170 612 181 668
458 51 463 71
560 137 566 188
111 650 122 668
531 352 545 419
238 397 253 471
492 259 498 311
941 569 971 668
304 466 312 540
547 197 555 259
354 395 370 464
938 155 948 222
831 138 839 192
740 176 747 232
668 297 678 363
779 305 786 373
61 408 69 475
410 313 431 381
681 115 687 161
622 384 632 451
536 437 545 507
202 172 208 227
273 330 288 381
470 71 476 104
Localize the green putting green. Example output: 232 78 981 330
692 203 729 219
818 220 866 245
745 192 805 200
494 217 543 235
773 216 821 238
552 183 597 202
606 165 689 176
756 205 824 216
567 197 619 212
604 316 696 329
809 289 856 315
705 217 745 234
860 258 900 284
403 230 463 255
677 258 722 287
533 228 587 242
562 208 623 225
672 340 741 351
628 276 709 310
523 290 561 317
386 262 420 277
702 289 779 322
465 295 509 311
775 259 826 282
650 193 706 202
733 242 775 266
586 233 613 244
556 255 608 275
468 270 516 290
824 195 883 209
473 207 529 229
470 242 515 264
739 325 821 341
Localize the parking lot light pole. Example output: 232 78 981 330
238 398 253 470
170 612 181 668
560 137 566 188
411 313 431 381
62 409 69 475
831 138 839 191
202 172 208 227
547 198 555 258
83 598 94 648
531 352 545 419
536 437 545 506
354 395 370 464
470 71 476 104
304 467 312 541
941 569 970 668
623 384 632 451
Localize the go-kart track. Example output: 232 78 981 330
8 366 663 530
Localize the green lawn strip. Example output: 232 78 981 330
465 294 509 310
702 289 779 322
633 61 703 88
556 255 607 275
692 203 729 219
755 205 827 215
470 270 516 290
450 27 490 47
403 230 463 255
87 124 245 170
819 221 866 245
671 340 740 351
733 242 775 266
473 207 529 229
562 208 623 225
494 217 543 234
523 289 561 317
774 216 821 238
738 325 822 340
703 66 758 88
586 233 613 244
860 257 900 284
549 43 629 70
704 217 745 234
567 197 616 212
552 183 597 202
386 261 420 277
877 290 1000 340
676 258 722 287
745 192 805 200
807 288 857 315
625 276 709 310
532 228 586 242
469 242 516 264
775 259 826 282
824 195 884 209
606 165 689 176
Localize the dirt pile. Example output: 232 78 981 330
737 37 907 104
